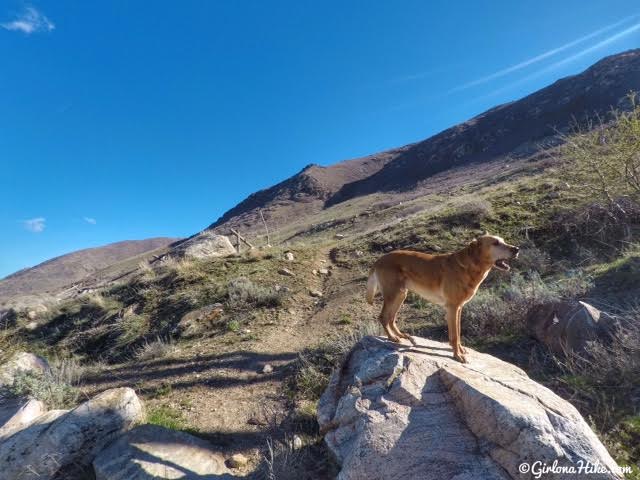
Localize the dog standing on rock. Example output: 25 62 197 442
366 234 519 363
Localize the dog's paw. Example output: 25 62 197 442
454 352 468 363
387 335 401 343
460 346 467 354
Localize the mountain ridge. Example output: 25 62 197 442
208 48 640 235
0 237 178 306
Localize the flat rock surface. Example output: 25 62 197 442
93 424 233 479
318 336 622 480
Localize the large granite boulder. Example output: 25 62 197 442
527 301 619 355
0 351 51 386
93 424 232 479
180 233 236 259
0 387 144 479
318 336 621 480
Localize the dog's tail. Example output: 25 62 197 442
366 268 378 304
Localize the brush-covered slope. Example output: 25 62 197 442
208 49 640 236
0 238 178 304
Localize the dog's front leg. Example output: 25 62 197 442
457 307 467 354
446 304 466 363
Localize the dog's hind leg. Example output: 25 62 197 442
380 289 406 344
390 289 416 345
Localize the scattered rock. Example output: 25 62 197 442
309 289 323 298
24 321 39 331
318 335 621 480
261 364 273 374
181 232 237 259
0 387 144 480
284 251 295 261
93 424 230 479
318 268 329 275
226 452 249 469
353 250 364 258
292 435 303 450
0 397 46 441
247 415 266 426
312 269 318 275
278 268 295 277
334 233 345 239
528 300 619 355
25 304 47 321
177 304 224 337
0 351 50 386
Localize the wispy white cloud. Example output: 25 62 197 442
478 19 640 102
449 14 639 94
23 217 46 233
83 217 97 225
1 6 55 34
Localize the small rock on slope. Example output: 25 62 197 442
181 233 237 259
528 300 619 354
0 351 50 386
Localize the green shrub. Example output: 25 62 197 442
227 319 241 332
7 360 81 409
227 277 282 309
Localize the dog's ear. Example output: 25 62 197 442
482 230 489 236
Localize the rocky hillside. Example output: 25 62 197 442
0 238 177 307
208 49 640 237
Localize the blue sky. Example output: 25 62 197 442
2 0 639 278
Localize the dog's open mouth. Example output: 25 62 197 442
494 259 510 271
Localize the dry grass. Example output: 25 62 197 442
289 320 380 402
135 336 177 362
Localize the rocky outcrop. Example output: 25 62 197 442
318 336 621 480
527 301 619 355
0 387 144 479
93 424 232 479
179 233 237 259
0 351 51 386
177 303 224 337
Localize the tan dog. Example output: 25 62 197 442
366 234 519 363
